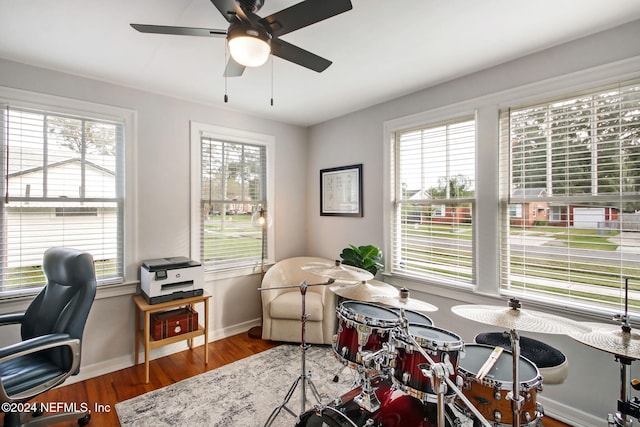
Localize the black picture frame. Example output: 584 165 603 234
320 164 363 217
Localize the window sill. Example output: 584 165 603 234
382 272 637 327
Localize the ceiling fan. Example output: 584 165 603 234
130 0 353 77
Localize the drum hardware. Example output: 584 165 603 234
452 298 590 427
353 368 383 413
297 375 453 427
260 278 335 427
371 287 439 313
568 278 640 427
392 311 493 427
333 301 399 370
456 343 543 427
302 259 375 282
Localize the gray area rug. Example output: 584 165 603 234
116 344 356 426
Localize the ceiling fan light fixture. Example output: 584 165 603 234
227 25 271 67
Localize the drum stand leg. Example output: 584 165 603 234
264 281 324 427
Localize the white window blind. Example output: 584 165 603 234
391 117 476 285
200 137 268 269
499 79 640 312
1 106 124 295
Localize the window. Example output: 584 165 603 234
1 104 125 295
191 122 274 272
390 117 476 285
500 79 640 311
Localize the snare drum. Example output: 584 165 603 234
389 307 434 326
296 376 438 427
456 344 543 426
393 324 464 402
334 301 399 368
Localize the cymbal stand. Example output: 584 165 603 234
395 308 492 427
504 328 523 427
262 279 334 427
609 278 636 427
610 355 636 427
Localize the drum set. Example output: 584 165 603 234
261 261 640 427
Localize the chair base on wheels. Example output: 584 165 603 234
474 331 568 384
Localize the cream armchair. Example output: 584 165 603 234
261 257 337 345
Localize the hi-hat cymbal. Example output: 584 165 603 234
330 279 399 302
370 288 438 312
451 303 590 335
302 260 374 282
569 322 640 360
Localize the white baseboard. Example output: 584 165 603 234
64 318 262 386
539 395 605 427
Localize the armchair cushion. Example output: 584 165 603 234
270 292 324 321
261 256 337 345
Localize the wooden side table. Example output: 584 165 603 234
133 293 211 383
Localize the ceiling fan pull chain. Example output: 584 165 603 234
270 55 274 107
224 46 229 103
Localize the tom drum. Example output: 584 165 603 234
333 301 399 369
393 324 464 403
456 344 543 426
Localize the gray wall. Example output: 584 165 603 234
306 19 640 427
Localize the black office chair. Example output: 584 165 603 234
0 247 97 427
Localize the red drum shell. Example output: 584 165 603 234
393 324 463 402
333 301 399 367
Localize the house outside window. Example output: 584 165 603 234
190 122 274 273
0 102 127 295
500 79 640 311
390 117 476 286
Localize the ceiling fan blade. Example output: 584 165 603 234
224 57 246 77
260 0 353 38
130 24 226 37
271 39 332 73
210 0 244 23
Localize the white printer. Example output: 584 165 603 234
140 257 204 304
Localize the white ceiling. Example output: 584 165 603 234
2 1 640 127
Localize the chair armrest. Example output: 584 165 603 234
0 313 24 327
0 333 76 362
0 334 81 402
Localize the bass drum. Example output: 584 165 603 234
296 376 439 427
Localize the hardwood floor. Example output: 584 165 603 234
1 333 571 426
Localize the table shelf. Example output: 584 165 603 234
133 293 211 383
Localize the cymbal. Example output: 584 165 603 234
569 322 640 360
451 304 590 335
330 279 399 302
302 261 374 282
371 288 438 312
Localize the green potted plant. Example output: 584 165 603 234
339 244 383 276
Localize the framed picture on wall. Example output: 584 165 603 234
320 164 363 217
